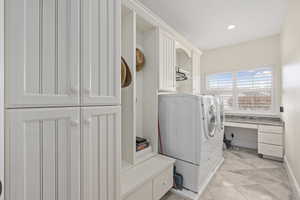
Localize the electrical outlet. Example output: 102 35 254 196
280 106 284 113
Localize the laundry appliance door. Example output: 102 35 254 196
203 96 218 139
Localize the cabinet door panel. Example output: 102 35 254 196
159 30 176 92
81 0 121 106
82 106 121 200
5 108 80 200
5 0 80 108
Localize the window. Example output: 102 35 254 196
206 67 274 113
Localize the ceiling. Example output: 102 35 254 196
138 0 288 50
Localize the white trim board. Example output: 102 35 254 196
284 156 300 200
0 0 4 199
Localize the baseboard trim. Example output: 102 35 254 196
284 156 300 200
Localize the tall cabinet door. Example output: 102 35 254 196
159 30 176 92
82 106 121 200
192 51 201 94
5 0 80 108
5 108 80 200
81 0 121 106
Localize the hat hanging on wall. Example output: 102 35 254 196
121 57 132 88
136 48 145 72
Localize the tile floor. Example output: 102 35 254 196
163 148 293 200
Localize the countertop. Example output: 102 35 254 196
225 115 284 126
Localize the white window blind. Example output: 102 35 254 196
207 72 233 90
206 67 274 113
207 73 234 110
236 68 273 111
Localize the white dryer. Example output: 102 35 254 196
158 93 205 165
159 94 224 193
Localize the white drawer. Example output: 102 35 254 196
258 132 283 146
258 143 283 158
153 167 173 200
258 125 283 134
225 122 258 129
124 181 153 200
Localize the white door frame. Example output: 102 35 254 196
0 0 4 199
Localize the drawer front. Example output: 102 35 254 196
258 143 283 158
124 181 153 200
153 167 173 200
258 132 283 146
224 122 258 129
258 125 283 134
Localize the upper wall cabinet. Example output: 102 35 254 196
81 0 121 106
159 30 176 92
5 0 80 108
192 51 201 94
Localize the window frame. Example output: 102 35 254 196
205 66 277 115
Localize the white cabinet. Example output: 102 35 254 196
258 125 284 158
81 0 121 106
153 167 173 200
5 0 80 108
159 30 176 92
5 108 81 200
121 155 175 200
124 181 153 200
5 106 122 200
192 51 201 94
5 0 121 108
82 106 121 200
4 0 121 200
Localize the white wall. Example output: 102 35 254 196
201 35 282 114
176 50 192 93
281 0 300 196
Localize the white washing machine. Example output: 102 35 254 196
159 94 224 193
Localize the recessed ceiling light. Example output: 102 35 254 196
227 25 236 30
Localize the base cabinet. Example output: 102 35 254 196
124 181 153 200
153 167 173 200
121 156 175 200
82 106 121 200
5 106 121 200
258 125 284 159
122 165 173 200
5 108 81 200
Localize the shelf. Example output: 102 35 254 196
135 145 155 164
